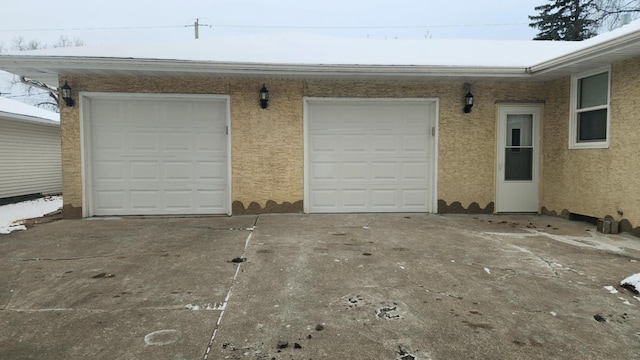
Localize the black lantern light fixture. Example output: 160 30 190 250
61 81 74 107
259 84 269 109
463 83 473 113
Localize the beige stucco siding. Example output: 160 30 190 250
61 71 639 235
59 76 304 216
541 58 640 234
306 80 546 212
230 80 304 213
60 76 553 218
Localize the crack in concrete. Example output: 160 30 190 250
15 252 168 262
202 216 258 360
406 278 464 300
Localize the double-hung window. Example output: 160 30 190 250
569 67 611 149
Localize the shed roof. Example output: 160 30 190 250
0 97 59 126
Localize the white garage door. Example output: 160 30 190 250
306 99 437 213
86 95 229 216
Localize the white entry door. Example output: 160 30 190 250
496 105 541 212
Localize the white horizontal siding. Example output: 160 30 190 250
0 118 62 198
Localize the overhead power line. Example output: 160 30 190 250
0 22 528 33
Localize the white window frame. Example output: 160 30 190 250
569 66 611 149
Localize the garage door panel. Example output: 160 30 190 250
371 162 398 180
310 134 338 152
372 135 398 152
343 190 367 208
402 134 429 152
309 189 339 209
196 190 226 211
402 162 429 180
128 131 159 152
196 161 225 180
94 190 127 211
307 100 435 213
311 162 339 181
162 132 192 151
130 191 160 210
402 189 428 207
129 161 158 180
95 161 126 180
342 135 368 152
342 162 367 180
89 96 229 216
196 133 225 152
163 161 193 180
371 189 398 208
164 191 193 210
93 130 124 151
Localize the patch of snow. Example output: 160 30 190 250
0 196 62 234
8 19 640 71
618 297 633 306
0 97 59 124
621 273 640 293
13 34 579 68
484 267 491 275
604 285 619 294
186 302 225 311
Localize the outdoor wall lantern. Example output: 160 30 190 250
463 83 474 113
259 84 269 109
61 81 74 107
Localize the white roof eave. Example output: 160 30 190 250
0 56 533 83
528 25 640 75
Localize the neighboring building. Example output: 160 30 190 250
0 22 638 236
0 97 61 202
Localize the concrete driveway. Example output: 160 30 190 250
1 214 640 359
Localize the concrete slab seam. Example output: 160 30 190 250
202 217 257 360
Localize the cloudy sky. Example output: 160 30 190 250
0 0 545 49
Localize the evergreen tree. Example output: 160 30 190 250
529 0 599 40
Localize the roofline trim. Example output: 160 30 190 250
528 28 640 74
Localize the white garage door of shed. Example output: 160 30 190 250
306 99 436 213
86 95 229 216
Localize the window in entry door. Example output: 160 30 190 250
505 114 533 181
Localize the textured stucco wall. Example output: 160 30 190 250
230 80 304 213
61 75 550 218
306 80 547 213
59 76 303 217
541 58 640 235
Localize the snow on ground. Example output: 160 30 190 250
0 195 62 234
604 285 619 294
621 273 640 294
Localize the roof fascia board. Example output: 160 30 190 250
528 29 640 75
0 56 531 79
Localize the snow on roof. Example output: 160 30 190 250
11 18 640 68
0 97 59 125
13 33 581 68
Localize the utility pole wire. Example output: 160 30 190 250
185 19 211 39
